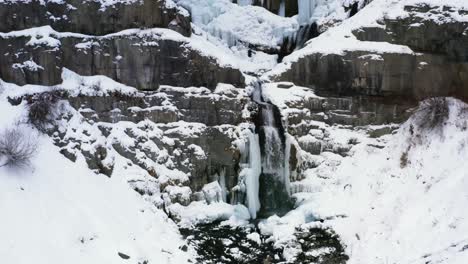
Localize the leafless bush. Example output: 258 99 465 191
416 97 449 130
347 137 359 145
400 147 410 168
27 90 64 132
0 128 37 168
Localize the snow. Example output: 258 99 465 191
0 26 63 48
262 82 321 109
169 201 250 228
61 68 142 96
246 232 261 245
90 0 140 11
201 181 224 204
12 59 44 72
0 87 191 264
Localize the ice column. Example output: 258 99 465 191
240 132 262 219
298 0 316 24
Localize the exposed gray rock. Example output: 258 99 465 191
0 0 191 37
276 50 468 100
0 36 62 86
0 29 245 89
43 85 249 201
274 4 468 100
68 85 249 125
353 4 468 62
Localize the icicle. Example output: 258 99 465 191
218 168 227 202
241 132 261 219
237 0 253 6
278 0 286 17
297 0 316 24
283 134 293 196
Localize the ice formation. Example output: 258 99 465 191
239 131 262 219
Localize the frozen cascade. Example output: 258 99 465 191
297 0 347 25
238 132 262 219
236 0 253 6
283 134 293 195
257 105 293 216
278 0 285 17
175 0 229 25
237 81 293 219
175 0 299 51
261 123 283 173
218 168 228 202
298 0 316 24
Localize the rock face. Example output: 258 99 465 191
61 32 245 90
39 84 250 205
354 5 468 62
0 0 191 36
275 3 468 100
277 51 468 99
0 28 245 89
0 35 62 86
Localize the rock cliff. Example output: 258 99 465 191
272 2 468 100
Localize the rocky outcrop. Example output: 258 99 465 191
0 28 245 89
277 50 468 99
0 0 191 37
353 5 468 62
0 35 62 86
38 84 251 205
274 3 468 100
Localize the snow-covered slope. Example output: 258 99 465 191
312 98 468 264
259 90 468 263
0 87 191 264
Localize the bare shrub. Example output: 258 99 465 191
0 127 37 168
27 89 66 132
347 137 359 145
400 147 409 168
416 97 449 130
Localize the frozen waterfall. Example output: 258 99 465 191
298 0 316 24
239 132 262 219
239 81 293 219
